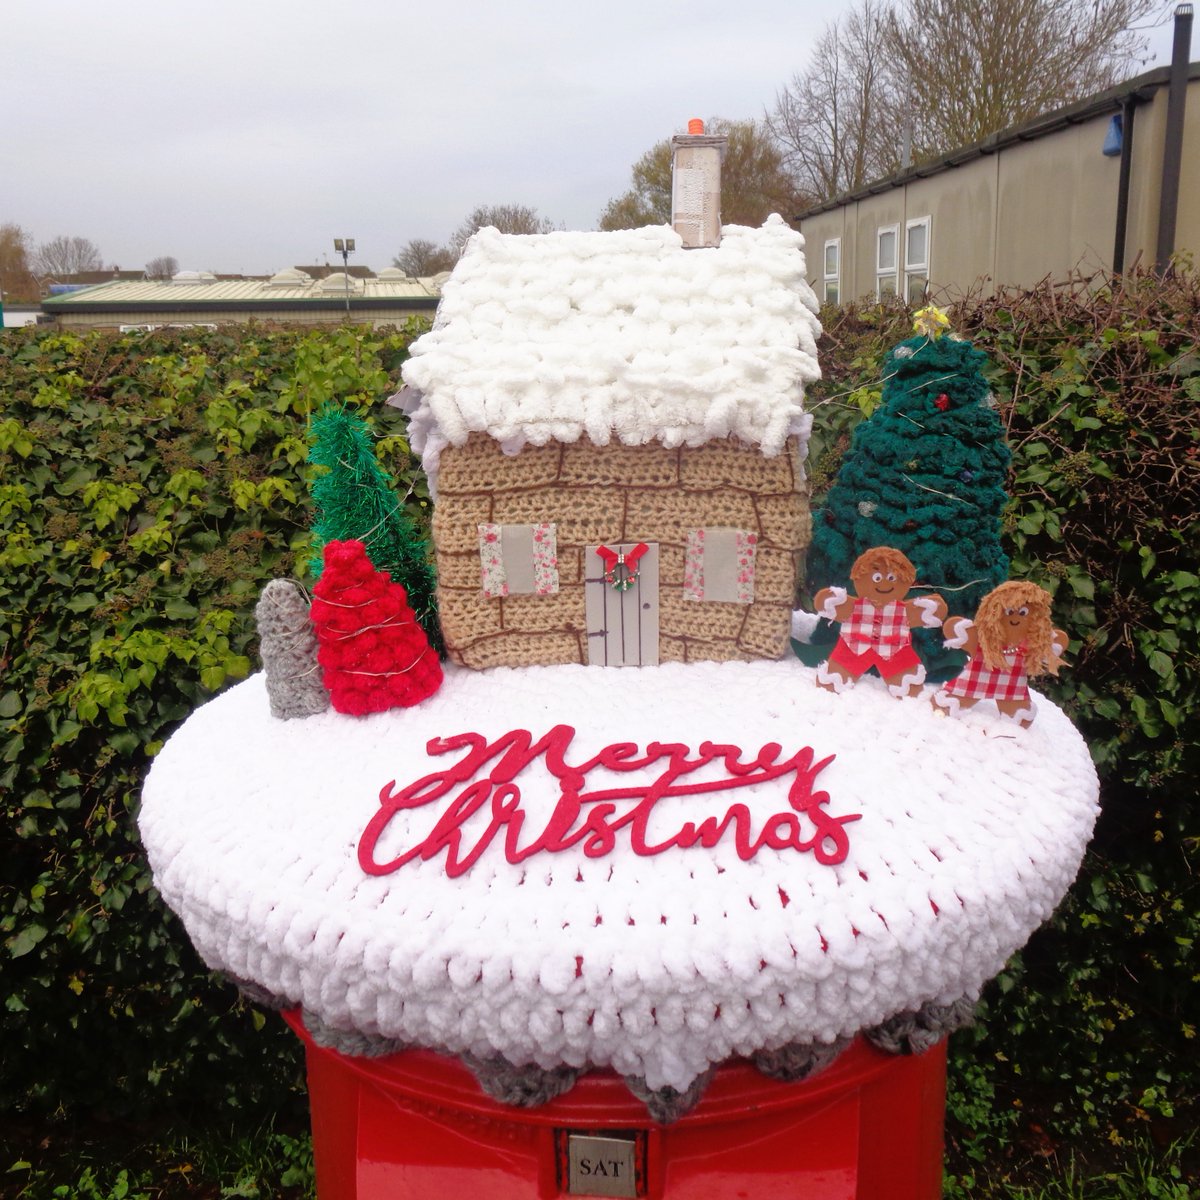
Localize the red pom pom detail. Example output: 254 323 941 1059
311 539 442 714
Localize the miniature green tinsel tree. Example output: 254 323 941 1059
803 330 1010 678
308 403 443 656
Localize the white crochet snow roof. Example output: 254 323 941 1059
397 216 822 484
140 658 1097 1094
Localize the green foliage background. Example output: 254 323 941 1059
1 322 428 1122
1 281 1196 1178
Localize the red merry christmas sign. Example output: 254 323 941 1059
358 726 858 878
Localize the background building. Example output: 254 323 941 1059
797 59 1198 302
39 266 444 330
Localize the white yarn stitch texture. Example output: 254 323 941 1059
396 218 821 494
139 659 1098 1094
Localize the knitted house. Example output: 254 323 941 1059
396 198 822 669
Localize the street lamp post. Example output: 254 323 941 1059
333 237 355 317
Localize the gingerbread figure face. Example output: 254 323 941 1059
999 601 1034 643
849 548 917 606
973 580 1058 673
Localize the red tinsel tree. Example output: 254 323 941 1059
311 539 442 715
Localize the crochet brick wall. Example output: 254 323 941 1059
432 434 810 668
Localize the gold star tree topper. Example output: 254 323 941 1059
913 305 951 340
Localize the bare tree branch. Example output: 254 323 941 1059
34 235 103 277
767 0 903 203
391 238 457 277
892 0 1156 157
145 256 179 280
450 204 559 252
0 223 39 301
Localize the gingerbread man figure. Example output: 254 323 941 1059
931 580 1066 728
813 547 947 699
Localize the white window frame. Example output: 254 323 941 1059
904 216 931 304
823 238 841 305
876 225 900 299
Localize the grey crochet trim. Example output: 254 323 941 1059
752 1035 852 1083
623 1068 715 1125
865 996 977 1055
256 579 329 720
229 975 288 1011
303 1009 408 1059
462 1054 580 1107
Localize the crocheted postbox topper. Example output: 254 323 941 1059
393 217 823 671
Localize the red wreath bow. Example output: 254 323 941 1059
596 543 649 591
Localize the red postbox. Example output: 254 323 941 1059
284 1010 946 1200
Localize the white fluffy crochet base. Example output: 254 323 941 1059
139 660 1098 1093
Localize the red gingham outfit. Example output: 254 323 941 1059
943 645 1029 703
829 598 922 677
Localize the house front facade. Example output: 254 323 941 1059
395 145 823 670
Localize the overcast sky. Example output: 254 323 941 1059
2 0 1184 276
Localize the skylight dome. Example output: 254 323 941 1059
267 268 312 288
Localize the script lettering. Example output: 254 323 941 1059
358 727 858 878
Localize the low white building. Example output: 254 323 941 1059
39 267 445 330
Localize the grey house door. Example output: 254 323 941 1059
584 543 660 667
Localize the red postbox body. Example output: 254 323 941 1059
285 1011 946 1200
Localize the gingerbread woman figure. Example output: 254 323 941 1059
931 580 1067 728
813 547 947 699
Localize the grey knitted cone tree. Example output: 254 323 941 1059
802 325 1011 679
256 579 329 719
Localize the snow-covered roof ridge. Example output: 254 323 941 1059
397 215 821 481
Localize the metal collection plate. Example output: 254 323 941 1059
565 1133 640 1197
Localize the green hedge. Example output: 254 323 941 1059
0 322 427 1119
1 281 1196 1165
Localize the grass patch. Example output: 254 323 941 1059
1 1115 314 1199
946 1131 1197 1198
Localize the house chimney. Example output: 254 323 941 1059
671 118 727 248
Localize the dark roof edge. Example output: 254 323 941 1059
795 62 1199 220
40 296 437 314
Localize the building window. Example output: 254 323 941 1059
823 239 840 305
905 217 930 304
683 528 757 604
876 226 899 298
478 523 558 597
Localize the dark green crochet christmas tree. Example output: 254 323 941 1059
803 331 1010 678
308 403 444 656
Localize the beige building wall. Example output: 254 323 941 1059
1128 92 1169 266
906 172 996 294
800 210 849 304
432 434 809 669
1181 86 1200 259
1125 84 1200 268
994 115 1121 283
852 195 904 298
